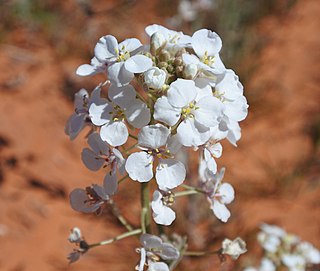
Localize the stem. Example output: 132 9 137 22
183 250 220 256
169 236 188 270
118 174 129 184
181 184 205 193
141 182 151 234
174 190 198 198
89 228 142 249
129 134 138 140
136 90 147 103
108 200 133 231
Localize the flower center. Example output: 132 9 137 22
116 46 130 62
200 51 215 66
110 105 125 121
181 102 199 118
148 148 173 159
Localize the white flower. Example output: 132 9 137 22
125 124 186 190
282 254 306 271
69 172 118 214
212 70 249 146
202 141 222 174
137 234 179 271
89 84 150 146
77 35 152 86
202 167 235 222
257 232 281 254
222 237 247 259
260 223 286 237
145 24 191 48
151 190 176 226
65 86 102 140
76 56 107 76
181 29 226 80
144 67 167 89
296 242 320 264
81 132 125 174
68 227 82 243
154 79 224 147
259 258 276 271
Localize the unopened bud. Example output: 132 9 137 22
150 32 166 55
144 67 167 89
183 64 198 79
159 50 171 62
175 48 187 57
175 66 184 77
174 57 183 66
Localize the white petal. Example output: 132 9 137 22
103 171 118 196
113 148 126 175
108 84 136 108
145 24 170 37
81 148 104 171
87 132 109 154
89 102 112 126
151 191 176 226
156 159 186 190
154 96 181 126
124 55 152 73
140 233 163 249
70 188 100 213
138 248 146 271
125 152 153 182
152 204 176 226
212 200 230 222
76 64 98 76
108 62 134 87
138 124 170 149
119 38 142 52
94 35 118 62
167 79 197 108
148 261 170 271
182 53 200 65
65 113 86 140
100 121 128 147
208 142 222 158
219 183 235 204
177 118 210 147
195 96 224 127
204 149 217 174
167 135 182 154
192 29 222 57
125 100 151 128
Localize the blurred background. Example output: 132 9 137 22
0 0 319 270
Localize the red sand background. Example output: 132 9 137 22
0 0 319 270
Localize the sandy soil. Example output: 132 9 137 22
0 0 319 270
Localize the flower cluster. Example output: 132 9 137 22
66 24 248 268
243 224 320 271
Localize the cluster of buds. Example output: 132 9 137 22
65 24 248 268
244 224 320 271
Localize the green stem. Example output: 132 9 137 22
129 134 138 140
108 200 133 231
118 174 129 184
174 190 198 197
183 250 220 256
141 182 151 234
181 184 206 193
89 228 142 249
169 236 188 270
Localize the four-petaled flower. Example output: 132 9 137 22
125 124 186 190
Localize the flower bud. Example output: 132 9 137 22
174 57 183 66
159 50 171 62
183 64 198 79
150 32 166 55
144 67 167 89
